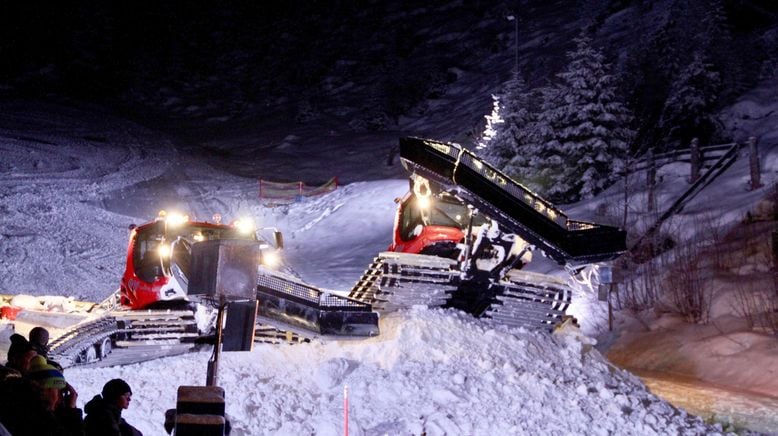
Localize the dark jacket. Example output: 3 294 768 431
84 395 142 436
0 377 84 436
0 363 21 382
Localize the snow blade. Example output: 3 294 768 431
398 137 626 265
256 273 380 338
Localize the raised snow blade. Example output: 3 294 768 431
256 273 380 338
399 137 627 265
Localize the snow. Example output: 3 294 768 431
65 310 720 436
0 101 737 435
2 81 778 433
1 2 777 432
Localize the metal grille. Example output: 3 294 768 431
257 274 371 310
257 274 320 303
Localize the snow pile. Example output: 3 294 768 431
9 295 77 313
67 309 724 436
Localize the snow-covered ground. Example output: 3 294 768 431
65 310 720 436
1 89 777 435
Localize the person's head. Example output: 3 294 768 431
28 327 50 356
102 379 132 410
26 355 67 411
6 334 36 373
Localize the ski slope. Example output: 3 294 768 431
0 101 770 435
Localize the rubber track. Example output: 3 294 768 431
48 310 198 368
348 252 571 331
349 252 458 312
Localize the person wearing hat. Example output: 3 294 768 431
0 355 83 436
84 378 142 436
3 333 38 377
27 355 78 411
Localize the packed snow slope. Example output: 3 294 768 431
66 311 727 436
0 102 738 435
0 100 405 299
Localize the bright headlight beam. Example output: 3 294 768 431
261 251 280 268
166 212 188 227
235 217 255 234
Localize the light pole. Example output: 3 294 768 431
507 15 518 74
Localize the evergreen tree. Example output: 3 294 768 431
531 31 634 202
659 51 721 146
476 93 506 167
621 2 688 155
477 71 534 177
697 0 750 103
495 72 535 177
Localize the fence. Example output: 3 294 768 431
258 177 339 205
627 136 765 257
630 141 737 173
631 137 761 185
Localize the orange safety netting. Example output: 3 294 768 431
258 177 338 204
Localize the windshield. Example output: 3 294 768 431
132 221 256 281
399 193 488 241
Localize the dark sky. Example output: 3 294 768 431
2 1 777 138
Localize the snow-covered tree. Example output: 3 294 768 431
659 52 721 146
699 1 735 86
476 71 534 177
530 31 634 202
476 94 506 166
495 71 534 180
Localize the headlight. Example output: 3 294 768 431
166 212 188 227
158 245 171 258
261 251 280 268
234 217 255 234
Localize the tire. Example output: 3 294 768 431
99 337 112 359
77 345 98 364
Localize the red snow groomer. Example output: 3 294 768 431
389 176 532 274
120 211 281 309
349 137 627 330
30 211 377 368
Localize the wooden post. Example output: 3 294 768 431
772 230 778 296
690 137 701 183
647 149 656 212
608 283 614 332
386 146 398 166
749 136 763 190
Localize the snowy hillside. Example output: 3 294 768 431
2 1 778 434
0 102 747 435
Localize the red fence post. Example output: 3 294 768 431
344 385 349 436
